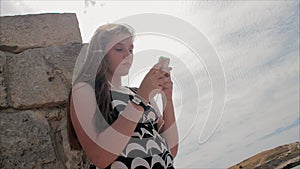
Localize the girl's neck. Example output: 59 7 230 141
107 73 134 95
107 73 122 88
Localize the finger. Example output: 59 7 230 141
162 80 173 86
160 76 171 82
162 78 173 85
149 62 164 74
161 67 172 77
164 71 171 77
161 67 172 73
155 85 163 91
161 82 173 89
153 70 166 79
158 77 171 85
148 68 159 75
153 61 164 69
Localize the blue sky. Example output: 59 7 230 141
1 0 299 168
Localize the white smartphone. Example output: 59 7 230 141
159 56 170 70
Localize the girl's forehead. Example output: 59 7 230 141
116 36 133 44
111 33 132 42
106 34 133 49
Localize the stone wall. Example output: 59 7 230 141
0 13 88 169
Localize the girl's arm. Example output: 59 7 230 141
70 82 144 169
150 97 179 158
160 99 179 158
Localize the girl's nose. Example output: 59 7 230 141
124 50 132 58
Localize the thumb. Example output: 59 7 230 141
153 61 164 69
161 66 172 73
149 61 163 74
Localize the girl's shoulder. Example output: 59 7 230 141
73 82 93 91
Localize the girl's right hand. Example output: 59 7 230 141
137 62 171 103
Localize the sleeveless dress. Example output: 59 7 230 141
91 87 175 169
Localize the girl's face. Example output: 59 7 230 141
105 34 134 78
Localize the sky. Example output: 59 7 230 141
1 0 299 168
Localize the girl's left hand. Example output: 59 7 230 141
160 68 173 101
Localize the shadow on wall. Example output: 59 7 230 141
0 13 88 169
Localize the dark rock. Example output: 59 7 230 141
6 47 69 109
0 110 63 168
0 51 8 108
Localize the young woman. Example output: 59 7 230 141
68 23 179 169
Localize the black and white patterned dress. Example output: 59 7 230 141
93 87 175 169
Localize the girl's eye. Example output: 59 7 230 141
115 48 133 53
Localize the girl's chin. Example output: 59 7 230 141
116 70 130 77
112 66 131 77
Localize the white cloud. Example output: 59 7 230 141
173 1 299 168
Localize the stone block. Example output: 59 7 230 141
42 43 84 86
0 13 82 53
38 107 88 169
0 51 8 108
0 110 63 168
7 47 69 109
60 118 88 169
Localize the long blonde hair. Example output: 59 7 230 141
68 23 135 150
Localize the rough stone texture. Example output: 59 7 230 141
41 107 88 169
0 13 82 53
6 47 69 109
0 110 64 169
60 118 89 169
0 51 7 108
0 13 87 169
41 43 84 86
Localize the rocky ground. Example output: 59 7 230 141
229 142 300 169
